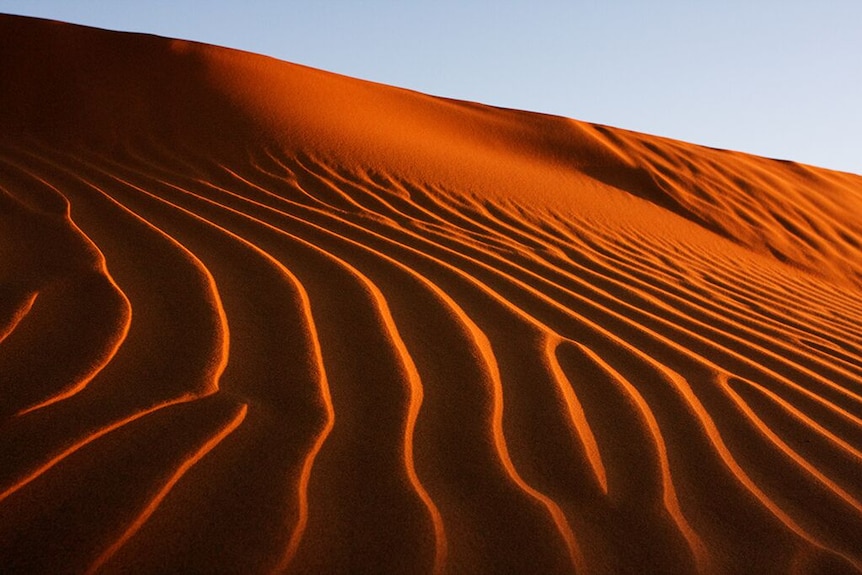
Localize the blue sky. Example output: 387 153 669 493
2 1 860 175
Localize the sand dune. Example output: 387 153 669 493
1 14 862 574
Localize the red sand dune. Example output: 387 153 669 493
2 14 862 575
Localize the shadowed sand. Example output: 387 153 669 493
1 14 862 575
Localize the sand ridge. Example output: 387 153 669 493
1 13 862 574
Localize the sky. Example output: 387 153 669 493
2 1 861 175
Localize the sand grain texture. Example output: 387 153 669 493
1 14 862 575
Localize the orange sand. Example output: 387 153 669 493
1 14 861 575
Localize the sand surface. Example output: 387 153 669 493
1 14 862 575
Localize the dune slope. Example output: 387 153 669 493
1 14 862 575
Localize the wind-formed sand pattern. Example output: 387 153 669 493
1 14 862 575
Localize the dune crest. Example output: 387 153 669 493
1 14 861 574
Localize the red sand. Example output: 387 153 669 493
1 14 861 575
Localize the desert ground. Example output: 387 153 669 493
1 14 861 574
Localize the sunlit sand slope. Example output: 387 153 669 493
1 14 862 575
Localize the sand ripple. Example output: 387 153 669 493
1 14 862 575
